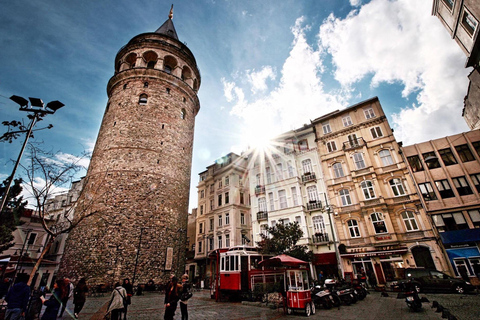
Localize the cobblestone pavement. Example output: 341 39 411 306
53 289 480 320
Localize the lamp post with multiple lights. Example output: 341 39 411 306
0 95 64 214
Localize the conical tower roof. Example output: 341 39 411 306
155 5 178 40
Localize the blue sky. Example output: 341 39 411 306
0 0 471 210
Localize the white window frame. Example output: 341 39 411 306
291 187 299 206
225 234 230 247
342 115 353 127
340 189 352 206
379 149 394 166
240 213 245 225
371 212 388 234
322 122 332 134
370 126 383 139
225 212 230 225
462 7 478 37
361 180 376 200
312 215 326 234
258 197 267 212
364 107 375 119
302 159 313 174
348 219 360 238
353 153 366 170
307 185 319 202
390 178 406 196
278 189 287 209
276 163 284 181
333 162 345 178
218 215 223 227
326 141 337 153
401 211 419 232
268 192 275 211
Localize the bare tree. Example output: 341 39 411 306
18 143 103 285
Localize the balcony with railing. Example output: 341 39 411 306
301 172 316 183
306 201 323 211
312 233 329 244
257 211 268 221
343 137 366 151
255 185 266 196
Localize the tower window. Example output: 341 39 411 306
144 82 149 88
164 65 172 74
147 61 156 69
123 84 127 90
181 109 186 120
139 94 148 105
166 88 170 94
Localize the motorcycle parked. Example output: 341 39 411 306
352 282 368 300
311 285 340 309
401 280 422 311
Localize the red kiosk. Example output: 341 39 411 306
259 254 315 317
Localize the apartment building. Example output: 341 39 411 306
402 130 480 284
194 153 251 285
249 125 338 279
311 97 445 285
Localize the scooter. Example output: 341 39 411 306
311 285 339 309
352 282 368 300
401 280 422 311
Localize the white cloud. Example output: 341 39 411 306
350 0 362 6
225 17 345 148
247 66 276 94
318 0 470 144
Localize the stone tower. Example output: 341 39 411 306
60 7 201 285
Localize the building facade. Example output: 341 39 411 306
432 0 480 130
194 153 251 286
248 125 338 279
402 130 480 284
311 97 446 285
60 10 201 285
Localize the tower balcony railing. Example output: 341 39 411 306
255 185 266 196
343 137 366 151
301 172 316 183
257 211 268 221
306 201 323 211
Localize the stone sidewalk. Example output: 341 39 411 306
53 289 451 320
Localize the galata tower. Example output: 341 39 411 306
60 7 201 285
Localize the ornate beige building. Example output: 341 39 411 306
311 97 447 285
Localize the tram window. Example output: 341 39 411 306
221 257 225 271
225 256 230 271
251 256 261 269
235 255 239 271
231 256 236 271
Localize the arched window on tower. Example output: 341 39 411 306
182 66 192 81
139 94 148 105
181 108 186 119
143 51 158 69
164 55 177 75
125 53 137 68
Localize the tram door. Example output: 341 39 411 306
241 256 249 291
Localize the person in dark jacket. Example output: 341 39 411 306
40 279 65 320
5 273 31 320
122 278 133 320
179 274 191 320
164 276 182 320
73 278 88 319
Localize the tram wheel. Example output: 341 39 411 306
311 302 316 315
305 303 311 317
287 307 293 315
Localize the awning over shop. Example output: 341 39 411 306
446 247 480 259
313 252 337 265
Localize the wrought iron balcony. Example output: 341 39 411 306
312 233 329 244
301 172 316 183
343 137 366 151
306 201 323 211
255 185 265 196
257 211 268 221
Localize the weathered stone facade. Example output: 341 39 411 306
59 15 200 286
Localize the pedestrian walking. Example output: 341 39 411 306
106 282 127 320
40 279 65 320
58 278 74 318
122 278 133 319
179 274 192 320
73 278 88 319
4 273 31 320
164 276 182 320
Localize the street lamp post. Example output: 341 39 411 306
0 95 64 214
323 193 344 279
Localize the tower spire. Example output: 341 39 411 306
169 4 173 19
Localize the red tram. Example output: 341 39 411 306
209 247 315 316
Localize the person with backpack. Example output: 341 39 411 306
179 274 192 320
73 278 88 319
106 282 127 320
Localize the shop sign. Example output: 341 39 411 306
375 234 392 241
341 248 407 258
